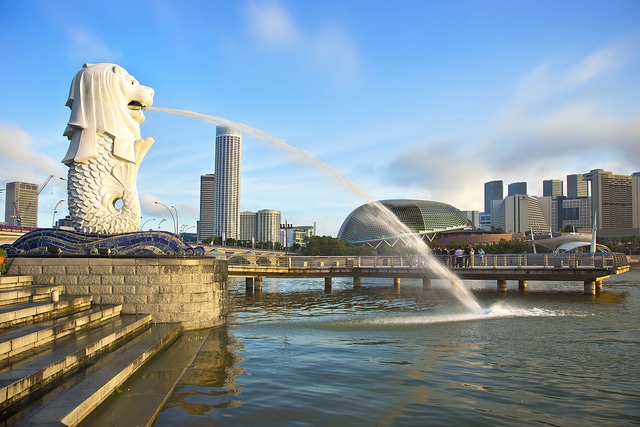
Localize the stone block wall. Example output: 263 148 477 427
6 257 228 330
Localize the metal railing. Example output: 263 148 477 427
228 252 628 271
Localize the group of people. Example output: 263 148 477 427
433 246 486 268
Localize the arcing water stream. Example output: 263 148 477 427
148 106 482 313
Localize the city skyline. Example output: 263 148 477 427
1 1 639 236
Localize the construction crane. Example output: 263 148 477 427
11 175 54 225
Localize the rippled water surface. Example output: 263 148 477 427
155 265 640 426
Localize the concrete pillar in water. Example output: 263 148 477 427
596 279 603 293
245 277 254 292
422 277 432 290
325 277 332 292
254 276 263 292
518 279 527 293
394 278 401 290
353 276 362 289
497 279 508 293
584 280 596 295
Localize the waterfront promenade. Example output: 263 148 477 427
228 252 630 295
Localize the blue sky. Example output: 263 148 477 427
1 1 639 236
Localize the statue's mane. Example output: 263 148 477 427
62 63 141 164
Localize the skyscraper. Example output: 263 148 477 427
542 179 563 199
484 180 503 214
583 169 632 230
567 174 588 198
4 181 38 227
492 195 550 234
633 172 640 229
240 211 257 242
197 174 215 242
257 209 281 244
214 126 242 240
508 181 527 196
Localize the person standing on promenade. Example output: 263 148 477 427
455 247 463 268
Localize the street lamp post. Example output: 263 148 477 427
157 218 166 231
171 206 179 235
155 201 177 234
52 199 65 227
139 218 156 231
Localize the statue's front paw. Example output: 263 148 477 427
135 137 155 163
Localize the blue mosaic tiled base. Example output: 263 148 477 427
1 229 205 257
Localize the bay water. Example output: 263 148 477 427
155 264 640 426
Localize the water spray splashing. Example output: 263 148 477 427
148 106 483 313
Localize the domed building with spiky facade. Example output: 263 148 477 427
337 199 474 248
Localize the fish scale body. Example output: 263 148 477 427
67 134 140 233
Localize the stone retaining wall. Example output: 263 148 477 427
6 257 228 330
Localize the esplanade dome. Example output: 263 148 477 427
338 199 474 244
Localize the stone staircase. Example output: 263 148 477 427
0 274 182 426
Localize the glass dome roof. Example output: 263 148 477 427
337 199 474 243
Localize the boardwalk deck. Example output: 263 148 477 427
227 253 630 295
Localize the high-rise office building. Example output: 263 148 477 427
4 181 38 227
542 179 563 200
213 126 242 240
484 180 503 214
240 211 257 242
508 181 527 196
257 209 281 244
492 195 550 234
553 196 591 232
632 172 640 229
583 169 632 230
462 210 481 228
567 174 588 198
197 174 215 242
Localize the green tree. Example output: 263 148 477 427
301 236 376 256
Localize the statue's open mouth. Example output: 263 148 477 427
128 101 146 110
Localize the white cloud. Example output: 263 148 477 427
383 41 640 210
565 45 622 90
66 29 119 63
0 124 66 185
243 1 360 82
246 2 298 45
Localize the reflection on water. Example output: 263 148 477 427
155 327 244 423
155 268 640 426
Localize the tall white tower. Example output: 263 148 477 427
214 126 242 241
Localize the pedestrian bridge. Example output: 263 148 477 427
227 252 630 295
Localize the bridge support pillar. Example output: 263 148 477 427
245 278 254 292
324 277 332 293
497 279 508 293
254 277 263 291
422 277 432 290
353 277 361 289
518 279 527 293
596 279 603 293
393 278 401 290
584 280 596 295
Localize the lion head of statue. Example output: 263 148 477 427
62 63 154 165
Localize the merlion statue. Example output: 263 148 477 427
62 63 154 234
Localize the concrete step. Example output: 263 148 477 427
78 327 210 427
0 305 122 363
0 313 152 412
17 322 182 427
0 276 34 290
0 284 64 308
0 296 93 329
